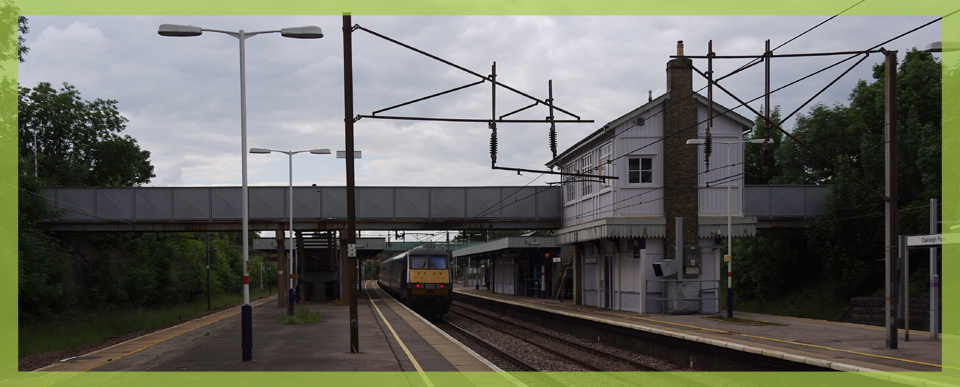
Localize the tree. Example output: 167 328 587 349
744 106 783 185
0 1 27 66
18 158 73 323
18 82 155 187
734 49 942 301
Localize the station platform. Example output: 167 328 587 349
35 281 496 373
454 284 955 379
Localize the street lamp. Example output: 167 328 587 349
250 147 331 316
686 137 765 318
924 41 960 53
159 23 323 362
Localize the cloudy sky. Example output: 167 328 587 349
18 14 944 193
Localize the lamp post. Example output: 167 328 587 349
687 138 764 318
32 126 41 178
924 41 953 340
250 147 330 316
159 23 323 362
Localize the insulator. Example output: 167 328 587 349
549 123 558 159
489 122 498 166
704 132 713 172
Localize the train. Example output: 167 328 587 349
378 246 453 318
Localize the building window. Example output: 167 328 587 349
629 157 653 184
580 154 593 195
564 164 576 201
600 144 612 189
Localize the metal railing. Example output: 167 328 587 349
645 279 720 316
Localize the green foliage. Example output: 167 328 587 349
280 307 322 325
728 279 849 322
732 229 814 301
736 49 942 302
18 158 72 323
19 288 274 358
744 106 783 185
77 233 203 310
0 1 26 66
363 260 379 280
18 81 154 187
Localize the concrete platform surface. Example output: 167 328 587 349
36 281 495 373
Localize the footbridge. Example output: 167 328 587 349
40 185 828 232
40 186 562 232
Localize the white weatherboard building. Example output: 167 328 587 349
546 42 756 314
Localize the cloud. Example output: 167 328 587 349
18 15 943 189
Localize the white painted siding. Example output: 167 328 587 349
696 104 749 216
614 187 664 216
699 186 742 216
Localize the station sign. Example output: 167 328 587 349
907 234 958 248
347 243 357 257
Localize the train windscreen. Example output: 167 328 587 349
409 256 448 269
428 256 447 269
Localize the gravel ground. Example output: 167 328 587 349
448 302 693 372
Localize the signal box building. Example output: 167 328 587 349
545 42 756 314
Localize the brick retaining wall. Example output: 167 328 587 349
837 297 942 332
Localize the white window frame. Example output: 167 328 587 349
628 156 654 184
580 154 593 196
564 164 576 202
599 144 612 190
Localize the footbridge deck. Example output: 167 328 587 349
40 185 827 232
40 186 562 232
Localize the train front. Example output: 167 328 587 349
406 248 453 317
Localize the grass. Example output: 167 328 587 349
279 307 322 325
18 288 274 358
720 280 848 322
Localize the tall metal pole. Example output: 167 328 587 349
726 142 733 318
206 233 211 311
343 13 359 353
930 198 938 339
287 152 295 316
884 50 898 349
33 129 38 178
238 29 253 362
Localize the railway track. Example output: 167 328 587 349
439 302 728 387
433 318 538 372
448 304 656 372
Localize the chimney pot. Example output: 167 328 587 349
677 40 684 57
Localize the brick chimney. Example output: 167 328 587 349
663 40 699 247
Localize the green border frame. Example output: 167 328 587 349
4 1 957 386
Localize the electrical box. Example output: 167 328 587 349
666 246 702 278
683 246 702 278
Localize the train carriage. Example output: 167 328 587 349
378 246 453 318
